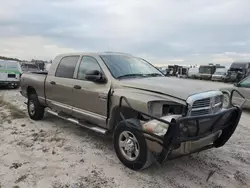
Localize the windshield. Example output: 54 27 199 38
199 66 215 74
231 63 247 69
100 55 163 79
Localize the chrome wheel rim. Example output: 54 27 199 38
29 100 35 115
118 131 140 161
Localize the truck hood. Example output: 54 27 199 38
120 77 219 101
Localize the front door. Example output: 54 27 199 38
71 56 111 127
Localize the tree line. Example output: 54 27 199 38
0 56 22 62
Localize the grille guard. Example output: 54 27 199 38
119 89 246 164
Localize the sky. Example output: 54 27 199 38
0 0 250 66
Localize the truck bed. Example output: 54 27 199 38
20 72 47 103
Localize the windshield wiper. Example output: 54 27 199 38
144 73 163 77
117 74 146 79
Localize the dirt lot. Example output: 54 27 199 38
0 82 250 188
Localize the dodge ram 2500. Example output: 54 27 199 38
20 52 244 170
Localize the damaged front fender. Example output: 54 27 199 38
118 91 245 165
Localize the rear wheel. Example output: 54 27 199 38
113 119 152 170
28 94 45 120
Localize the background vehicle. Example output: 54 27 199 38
198 65 216 80
211 68 228 82
177 66 188 78
199 65 225 80
0 60 22 88
187 67 199 79
225 62 250 83
20 52 243 170
221 76 250 109
168 65 179 76
45 63 52 72
158 67 170 76
21 63 40 73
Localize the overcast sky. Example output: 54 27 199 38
1 0 250 65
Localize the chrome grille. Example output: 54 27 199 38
191 109 210 116
188 94 223 116
192 98 210 108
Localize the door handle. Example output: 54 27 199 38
74 85 81 89
50 81 56 85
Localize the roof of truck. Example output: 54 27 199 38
55 51 133 57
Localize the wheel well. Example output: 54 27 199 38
109 106 140 130
27 86 37 97
222 90 230 96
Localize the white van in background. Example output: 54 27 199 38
0 60 22 88
187 67 199 79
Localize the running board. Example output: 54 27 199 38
46 109 107 134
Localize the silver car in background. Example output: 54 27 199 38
212 68 228 82
221 76 250 109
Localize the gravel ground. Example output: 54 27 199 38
0 81 250 188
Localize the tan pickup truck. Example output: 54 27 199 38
20 52 244 170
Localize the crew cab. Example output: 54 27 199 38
20 52 244 170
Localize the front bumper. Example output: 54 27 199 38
200 74 212 79
211 76 224 81
119 90 245 164
144 106 242 163
0 81 20 86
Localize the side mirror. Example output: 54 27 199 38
234 83 239 87
85 70 107 83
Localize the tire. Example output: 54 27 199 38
13 83 20 89
27 94 45 120
223 92 231 108
113 119 152 170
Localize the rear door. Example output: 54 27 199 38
6 62 21 82
45 55 80 114
0 61 7 82
70 56 111 126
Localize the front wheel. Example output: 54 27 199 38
27 94 45 120
113 119 152 170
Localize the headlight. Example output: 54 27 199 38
143 115 182 136
148 101 186 117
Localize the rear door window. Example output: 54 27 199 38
55 56 79 78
